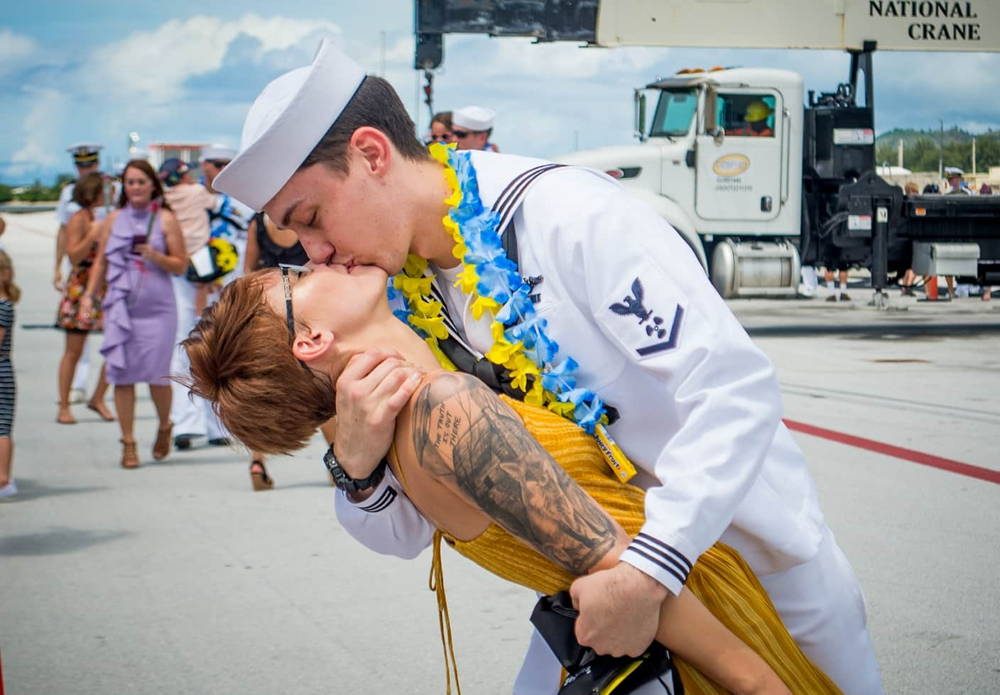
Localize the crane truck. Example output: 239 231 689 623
414 0 1000 300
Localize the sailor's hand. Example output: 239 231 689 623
53 269 64 292
334 348 423 479
570 562 668 657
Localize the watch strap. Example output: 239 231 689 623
323 444 388 494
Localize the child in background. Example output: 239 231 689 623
0 250 21 499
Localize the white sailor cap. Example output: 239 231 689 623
944 166 964 177
66 143 103 165
213 38 366 211
200 144 238 163
452 106 496 132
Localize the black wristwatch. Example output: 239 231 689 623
323 444 388 494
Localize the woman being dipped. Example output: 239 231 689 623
82 160 187 468
183 266 840 695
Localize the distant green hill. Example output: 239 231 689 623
875 128 1000 173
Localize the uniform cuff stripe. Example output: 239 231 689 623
634 533 692 573
624 546 686 586
359 487 397 513
630 538 689 580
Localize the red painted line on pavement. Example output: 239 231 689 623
783 419 1000 486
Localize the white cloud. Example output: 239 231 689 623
81 14 344 103
10 87 67 171
0 28 40 78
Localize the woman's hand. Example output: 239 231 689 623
135 244 159 264
80 294 95 317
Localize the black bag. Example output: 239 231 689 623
530 592 682 694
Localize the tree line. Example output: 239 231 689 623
875 127 1000 173
0 175 74 204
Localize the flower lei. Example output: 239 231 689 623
389 144 611 435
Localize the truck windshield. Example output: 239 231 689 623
649 89 697 138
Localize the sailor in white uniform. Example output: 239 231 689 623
215 39 884 695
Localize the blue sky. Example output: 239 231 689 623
2 1 999 183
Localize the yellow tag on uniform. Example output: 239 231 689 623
594 424 637 484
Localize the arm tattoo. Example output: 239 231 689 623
412 373 618 575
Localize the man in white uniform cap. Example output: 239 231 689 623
452 105 500 152
214 39 883 694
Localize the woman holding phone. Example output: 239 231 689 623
82 159 187 468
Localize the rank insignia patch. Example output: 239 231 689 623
605 277 684 358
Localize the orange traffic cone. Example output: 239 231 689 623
926 275 939 301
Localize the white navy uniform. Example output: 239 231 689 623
341 152 882 694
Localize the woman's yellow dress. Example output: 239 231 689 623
401 395 840 694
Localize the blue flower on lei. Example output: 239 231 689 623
390 147 611 434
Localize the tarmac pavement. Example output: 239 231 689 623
1 212 998 694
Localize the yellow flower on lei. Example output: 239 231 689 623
484 321 522 365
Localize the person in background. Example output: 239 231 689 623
944 166 973 195
928 167 971 300
452 106 500 152
240 212 336 490
979 182 993 195
0 250 21 499
54 143 112 405
427 111 455 146
158 158 232 450
898 182 921 296
81 160 186 469
200 145 253 284
55 172 114 424
823 264 850 302
726 101 774 137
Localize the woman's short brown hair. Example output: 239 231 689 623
182 270 335 454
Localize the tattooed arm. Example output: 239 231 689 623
410 372 625 575
409 373 792 694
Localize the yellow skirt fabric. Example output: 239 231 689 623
442 396 840 694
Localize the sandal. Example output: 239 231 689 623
121 439 140 469
152 422 172 461
250 459 274 491
86 400 116 422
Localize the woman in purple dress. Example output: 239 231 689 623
83 160 187 469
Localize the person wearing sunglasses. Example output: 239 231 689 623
426 111 455 146
183 266 840 695
452 105 500 152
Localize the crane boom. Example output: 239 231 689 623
415 0 1000 69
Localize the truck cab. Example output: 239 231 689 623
559 67 805 297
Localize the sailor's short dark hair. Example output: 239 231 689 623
299 76 429 175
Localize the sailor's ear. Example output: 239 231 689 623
350 127 391 176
